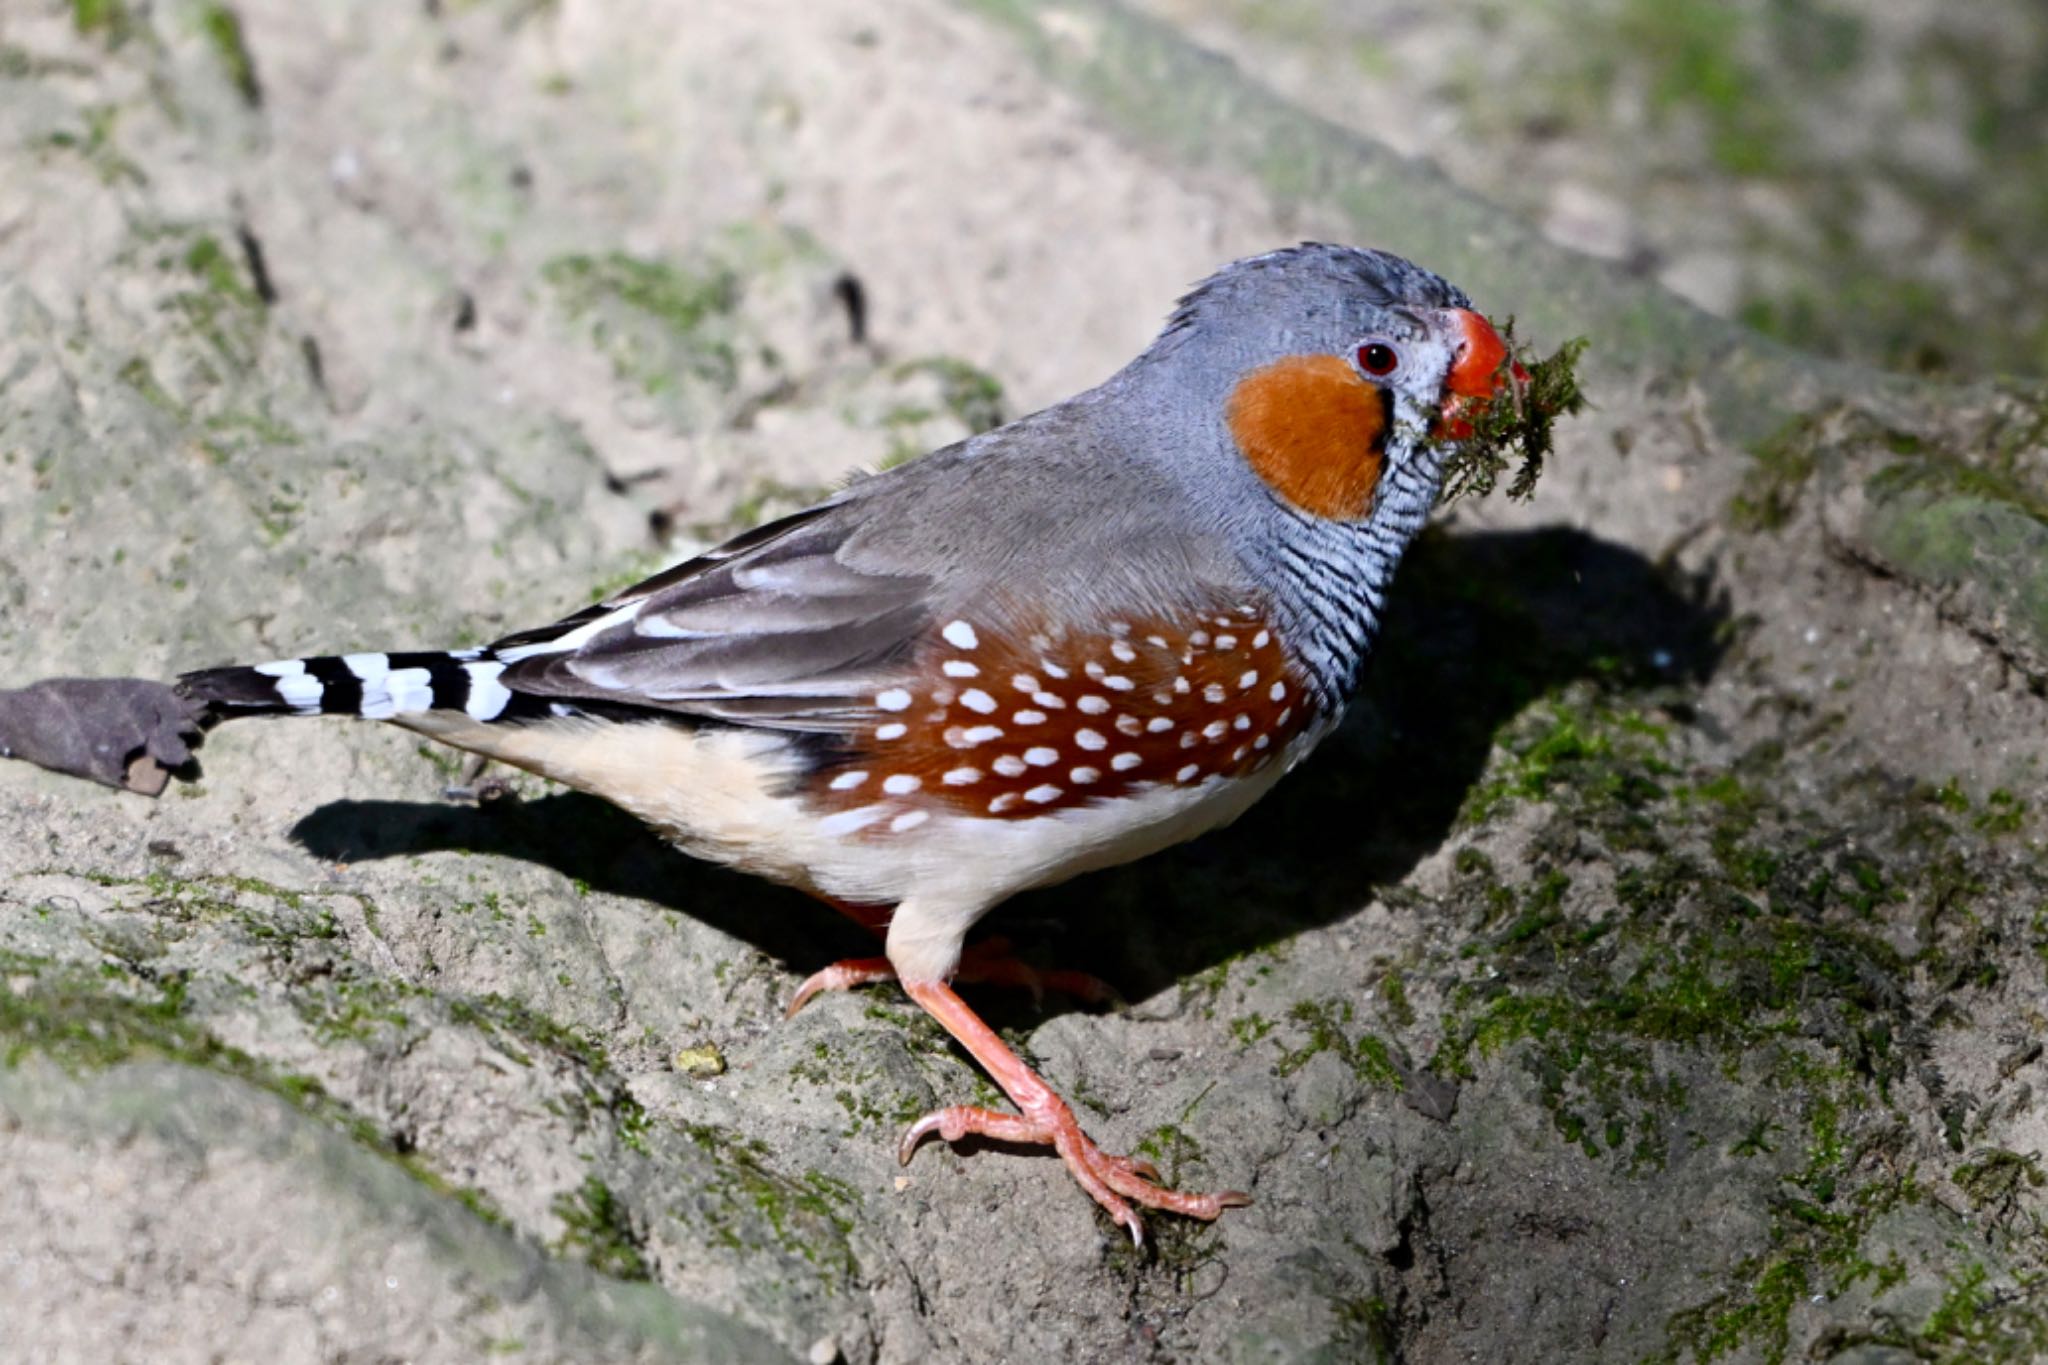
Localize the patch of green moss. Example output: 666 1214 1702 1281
1952 1149 2046 1214
40 104 145 186
1270 998 1401 1089
542 250 740 401
0 951 510 1229
893 356 1006 435
1459 696 1672 829
197 4 260 106
117 357 183 413
551 1175 651 1281
681 1123 859 1285
71 0 130 40
1729 415 1822 532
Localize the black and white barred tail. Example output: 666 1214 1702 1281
178 650 549 724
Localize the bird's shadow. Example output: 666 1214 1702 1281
292 526 1729 1009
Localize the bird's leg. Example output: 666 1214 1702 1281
785 936 1117 1018
816 895 895 936
896 978 1250 1245
787 897 1116 1017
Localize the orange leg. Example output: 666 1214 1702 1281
896 979 1250 1245
812 895 894 936
785 936 1118 1018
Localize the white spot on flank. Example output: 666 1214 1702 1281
1013 709 1048 725
1254 734 1271 750
875 722 909 741
1115 715 1143 736
1216 634 1238 651
1077 695 1110 715
1024 746 1059 767
942 767 981 785
942 620 979 650
942 660 979 678
1232 745 1249 762
1024 784 1062 804
993 755 1028 777
1011 673 1040 692
1147 717 1174 733
958 724 1003 746
818 805 889 837
830 770 869 791
1110 641 1136 663
890 810 931 832
1174 676 1191 694
1152 690 1173 706
876 688 912 712
1111 752 1141 772
1102 675 1134 691
1238 670 1259 689
1084 661 1106 679
1070 766 1100 784
1278 707 1294 727
1177 764 1201 783
1204 720 1229 740
1031 692 1066 709
1190 630 1210 647
1204 683 1227 703
1270 680 1287 702
1253 630 1271 648
1108 621 1132 637
1234 714 1251 731
1075 729 1107 751
989 792 1020 813
960 689 997 714
882 774 922 795
1147 634 1169 648
1040 661 1070 679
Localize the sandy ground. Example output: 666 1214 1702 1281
3 1 2048 1362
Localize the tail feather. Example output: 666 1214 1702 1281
178 649 539 723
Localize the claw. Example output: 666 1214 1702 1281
896 980 1252 1240
785 955 895 1019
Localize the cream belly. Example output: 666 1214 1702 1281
399 713 1316 982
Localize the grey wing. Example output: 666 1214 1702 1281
490 499 933 732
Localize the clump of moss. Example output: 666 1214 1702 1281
197 3 261 107
551 1176 651 1281
1436 325 1588 505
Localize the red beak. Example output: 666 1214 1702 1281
1437 309 1525 440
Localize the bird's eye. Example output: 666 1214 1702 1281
1356 342 1400 377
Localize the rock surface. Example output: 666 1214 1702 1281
3 2 2047 1363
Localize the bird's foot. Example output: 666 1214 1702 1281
896 979 1249 1245
784 936 1117 1018
898 1101 1249 1244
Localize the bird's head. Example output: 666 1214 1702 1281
1138 243 1521 526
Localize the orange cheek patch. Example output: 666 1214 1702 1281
1226 354 1387 520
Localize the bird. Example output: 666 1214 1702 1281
177 242 1519 1245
